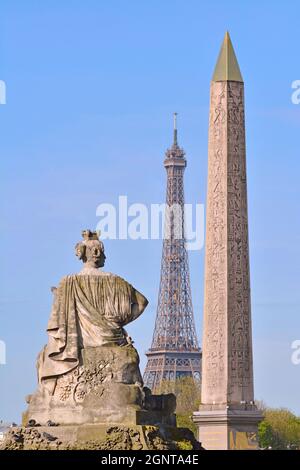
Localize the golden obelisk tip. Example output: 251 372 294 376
212 31 243 82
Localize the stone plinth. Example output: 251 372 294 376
0 424 202 451
193 405 262 450
24 344 176 427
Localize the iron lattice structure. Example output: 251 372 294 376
143 115 201 391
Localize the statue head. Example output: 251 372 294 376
75 230 106 269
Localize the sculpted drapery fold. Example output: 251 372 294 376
38 274 138 391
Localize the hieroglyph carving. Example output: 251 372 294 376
202 81 254 404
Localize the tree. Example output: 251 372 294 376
258 408 300 450
258 420 279 449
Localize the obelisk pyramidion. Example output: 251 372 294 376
193 32 262 450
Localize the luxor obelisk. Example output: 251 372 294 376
193 32 262 450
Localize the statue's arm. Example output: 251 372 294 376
131 288 148 318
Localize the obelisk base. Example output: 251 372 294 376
193 405 263 450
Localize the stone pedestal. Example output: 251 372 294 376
193 405 262 450
24 344 176 427
0 424 202 451
12 342 197 450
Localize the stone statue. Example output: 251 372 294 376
34 230 148 396
24 230 172 428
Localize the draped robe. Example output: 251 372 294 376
37 274 140 393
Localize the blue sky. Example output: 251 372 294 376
0 0 299 422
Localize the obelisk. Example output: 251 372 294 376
193 32 262 450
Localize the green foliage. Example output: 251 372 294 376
258 420 277 449
176 413 198 437
258 408 300 450
175 439 194 451
154 376 201 437
154 376 201 414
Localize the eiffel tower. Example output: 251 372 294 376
143 114 201 390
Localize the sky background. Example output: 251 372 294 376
0 0 299 423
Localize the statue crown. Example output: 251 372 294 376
81 229 101 241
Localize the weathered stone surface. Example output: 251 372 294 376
201 77 254 405
193 407 262 450
0 425 202 451
25 344 149 426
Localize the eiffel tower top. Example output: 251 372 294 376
212 31 243 83
165 113 185 161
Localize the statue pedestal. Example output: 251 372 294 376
193 405 263 450
1 424 202 450
5 343 203 450
24 344 176 427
